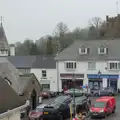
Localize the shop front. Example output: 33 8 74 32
60 73 84 90
87 74 119 91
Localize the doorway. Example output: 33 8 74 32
31 89 37 110
107 79 118 91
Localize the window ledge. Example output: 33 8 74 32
88 68 96 70
65 69 76 71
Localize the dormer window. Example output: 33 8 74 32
79 46 88 54
98 44 107 55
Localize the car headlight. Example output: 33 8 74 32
99 109 104 112
90 109 92 112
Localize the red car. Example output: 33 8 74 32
90 96 116 118
29 104 47 120
42 91 57 99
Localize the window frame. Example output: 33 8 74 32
42 84 50 89
79 48 88 54
64 61 77 70
108 61 120 70
42 70 47 77
88 61 96 70
98 47 107 54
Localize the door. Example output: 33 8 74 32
110 79 117 91
106 101 112 114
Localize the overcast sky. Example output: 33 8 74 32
0 0 119 43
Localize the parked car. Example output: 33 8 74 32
42 95 73 120
29 104 47 120
93 87 116 96
64 88 84 97
42 90 57 98
90 96 116 118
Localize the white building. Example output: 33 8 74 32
55 40 120 92
31 56 57 92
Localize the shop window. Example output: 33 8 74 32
42 84 50 89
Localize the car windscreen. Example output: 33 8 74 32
54 96 68 102
94 102 106 108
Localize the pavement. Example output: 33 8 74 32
42 96 120 120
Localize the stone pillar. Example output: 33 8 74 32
117 78 120 89
83 74 88 86
102 78 107 88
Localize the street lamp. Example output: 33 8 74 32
98 70 101 78
72 73 76 117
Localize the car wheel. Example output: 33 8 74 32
104 113 107 118
112 108 115 113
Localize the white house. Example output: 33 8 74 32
55 39 120 92
31 56 58 92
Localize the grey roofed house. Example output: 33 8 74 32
7 56 36 68
0 23 9 50
0 76 24 113
55 39 120 61
32 56 56 69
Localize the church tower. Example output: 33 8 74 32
0 17 9 56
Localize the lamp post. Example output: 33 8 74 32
98 70 101 90
98 70 101 78
72 73 76 117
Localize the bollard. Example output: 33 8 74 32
70 104 73 120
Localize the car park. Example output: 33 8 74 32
90 96 116 118
28 104 47 120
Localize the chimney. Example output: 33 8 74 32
106 15 109 21
10 44 15 56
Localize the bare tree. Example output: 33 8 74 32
53 22 69 37
89 17 103 29
89 17 103 38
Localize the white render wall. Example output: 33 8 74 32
0 111 20 120
58 61 120 91
31 68 58 92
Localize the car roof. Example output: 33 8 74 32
36 104 47 108
96 96 114 102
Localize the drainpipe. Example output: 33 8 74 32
56 60 59 94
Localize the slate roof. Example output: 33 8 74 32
0 24 9 50
0 58 22 94
0 76 24 113
32 56 56 68
7 56 36 68
55 39 120 61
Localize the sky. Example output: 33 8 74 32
0 0 119 43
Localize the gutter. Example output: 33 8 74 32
0 102 29 118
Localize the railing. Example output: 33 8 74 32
0 102 29 119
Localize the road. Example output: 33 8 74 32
42 96 120 120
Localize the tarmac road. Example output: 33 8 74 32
42 96 120 120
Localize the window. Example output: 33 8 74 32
108 61 120 70
98 48 107 54
88 62 96 70
79 48 88 54
42 84 50 89
42 70 47 77
65 62 77 70
108 62 120 70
